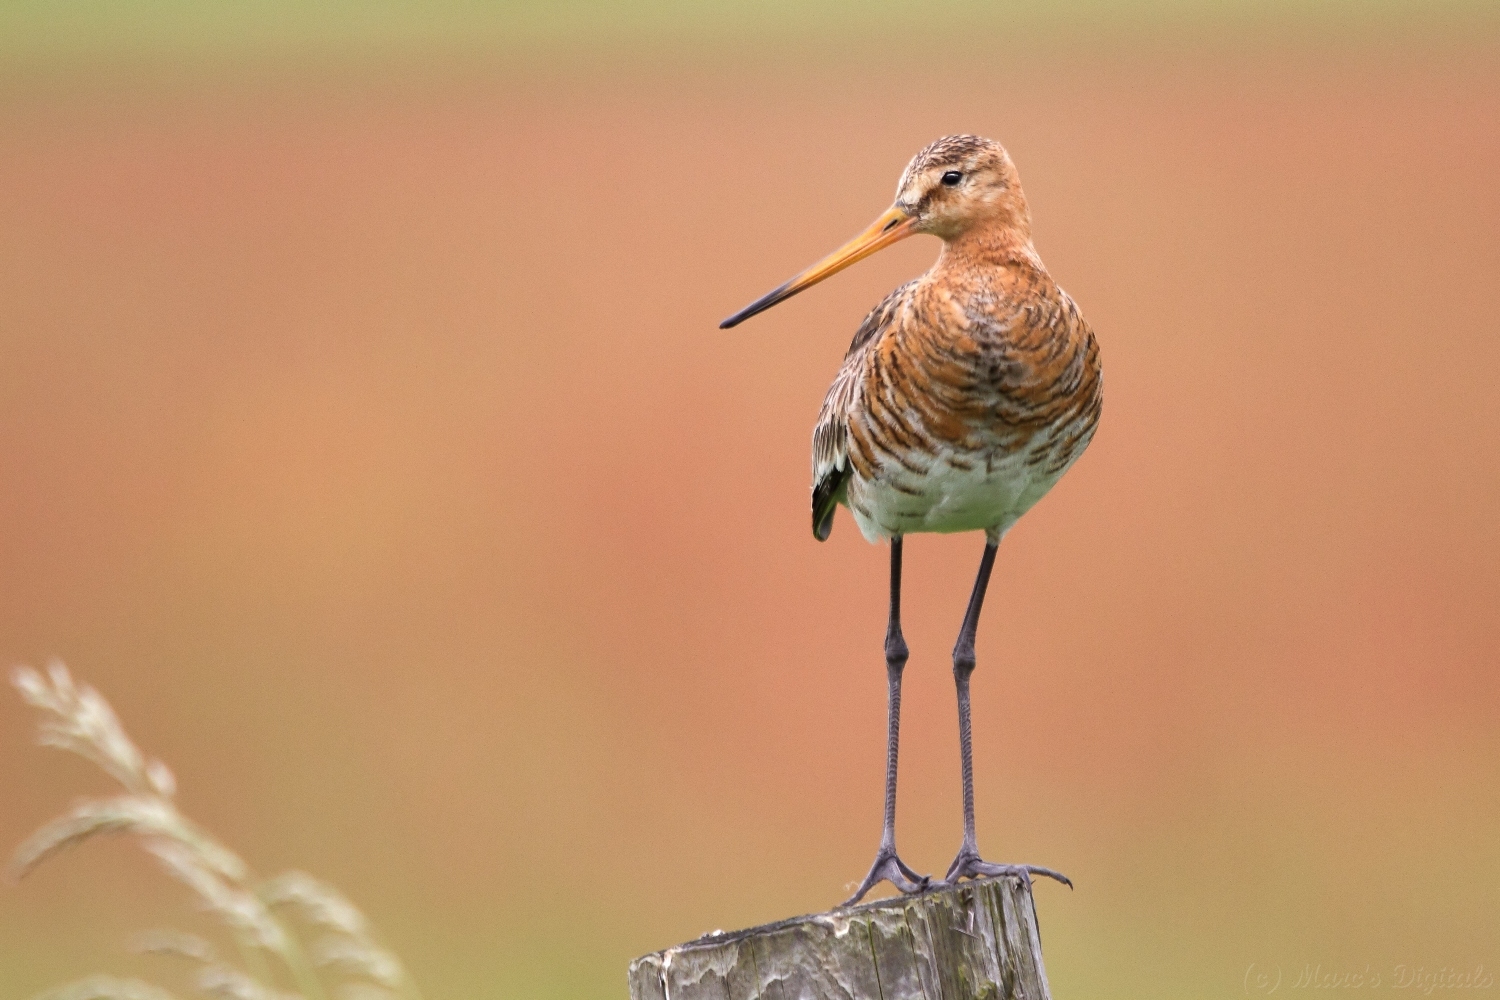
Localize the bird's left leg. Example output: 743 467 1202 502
942 536 1072 891
841 537 930 907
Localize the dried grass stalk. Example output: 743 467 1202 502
29 976 183 1000
129 930 219 964
260 875 367 939
12 664 174 798
334 986 396 1000
9 663 421 1000
10 796 246 886
308 936 403 990
194 965 300 1000
143 841 289 956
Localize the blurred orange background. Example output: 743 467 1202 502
1 7 1497 998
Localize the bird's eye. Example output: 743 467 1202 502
941 171 963 186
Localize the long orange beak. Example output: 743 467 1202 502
720 206 917 329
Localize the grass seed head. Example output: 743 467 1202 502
29 975 184 1000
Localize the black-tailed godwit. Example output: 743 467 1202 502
722 135 1101 905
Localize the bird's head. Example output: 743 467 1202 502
721 134 1028 329
893 135 1029 241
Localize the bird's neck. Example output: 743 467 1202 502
935 226 1044 282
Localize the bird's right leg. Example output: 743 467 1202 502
842 537 930 907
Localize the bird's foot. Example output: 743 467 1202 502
942 844 1072 891
841 847 930 907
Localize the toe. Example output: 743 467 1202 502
895 857 929 886
1021 865 1073 889
842 852 928 907
943 852 1071 890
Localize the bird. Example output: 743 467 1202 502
720 135 1102 906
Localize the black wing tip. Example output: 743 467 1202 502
811 462 849 542
718 316 741 329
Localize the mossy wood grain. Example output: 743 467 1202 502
628 874 1053 1000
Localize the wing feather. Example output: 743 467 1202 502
809 283 913 540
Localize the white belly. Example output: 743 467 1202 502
844 441 1077 543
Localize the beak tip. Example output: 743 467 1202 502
721 207 910 333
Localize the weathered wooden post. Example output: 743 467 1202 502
629 873 1055 1000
